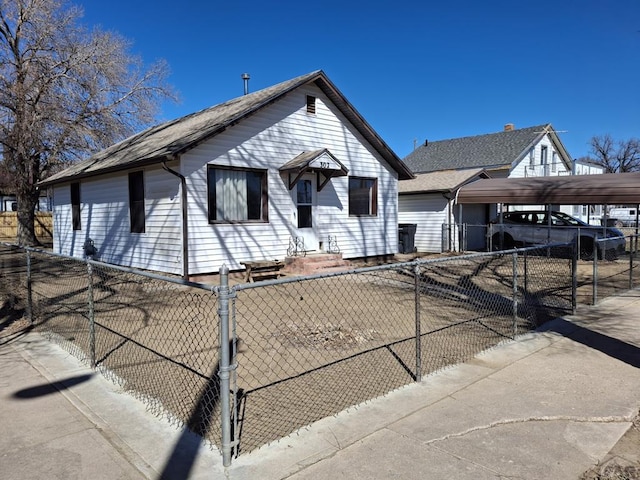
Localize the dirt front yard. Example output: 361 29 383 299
1 245 638 454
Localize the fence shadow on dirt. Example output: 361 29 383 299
1 239 638 465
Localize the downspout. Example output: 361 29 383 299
162 159 189 281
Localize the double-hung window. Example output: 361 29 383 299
528 147 535 169
128 171 145 234
348 177 377 216
207 166 268 223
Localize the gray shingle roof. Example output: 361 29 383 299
402 124 551 174
398 168 489 194
41 70 413 186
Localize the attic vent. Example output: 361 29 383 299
306 95 316 115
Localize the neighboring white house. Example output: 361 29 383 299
39 70 413 278
565 158 605 225
400 123 587 252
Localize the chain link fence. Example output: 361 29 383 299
1 243 224 449
592 234 640 303
228 243 575 454
1 237 638 465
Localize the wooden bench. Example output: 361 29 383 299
240 260 285 283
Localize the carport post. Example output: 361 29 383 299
630 235 636 290
512 252 518 337
592 241 599 306
218 265 233 467
523 249 528 297
571 241 578 314
414 263 422 382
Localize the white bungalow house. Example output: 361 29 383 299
39 70 414 278
399 123 594 252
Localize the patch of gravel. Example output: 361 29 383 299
0 316 32 338
580 411 640 480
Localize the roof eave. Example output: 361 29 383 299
39 155 176 187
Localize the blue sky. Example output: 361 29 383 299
79 0 639 161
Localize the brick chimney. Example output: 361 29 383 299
504 123 515 131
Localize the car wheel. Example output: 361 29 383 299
579 237 595 260
604 248 619 261
491 233 515 251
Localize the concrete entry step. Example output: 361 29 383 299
284 253 352 276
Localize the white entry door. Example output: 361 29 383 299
293 175 318 252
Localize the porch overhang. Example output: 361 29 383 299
280 149 349 191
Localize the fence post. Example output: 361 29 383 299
512 251 518 337
414 262 422 382
592 240 598 306
86 261 96 368
629 235 634 290
523 249 528 297
26 249 33 323
218 265 233 467
571 241 578 314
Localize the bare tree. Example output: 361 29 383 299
0 0 177 245
579 134 640 173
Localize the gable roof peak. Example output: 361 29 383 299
40 70 412 186
403 123 561 174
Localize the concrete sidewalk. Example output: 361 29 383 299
1 291 639 479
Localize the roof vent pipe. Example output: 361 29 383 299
241 73 250 95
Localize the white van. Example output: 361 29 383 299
604 208 639 227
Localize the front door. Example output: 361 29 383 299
293 175 318 252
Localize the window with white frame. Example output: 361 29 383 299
540 145 548 166
529 147 535 169
207 166 268 223
552 151 557 172
348 177 377 216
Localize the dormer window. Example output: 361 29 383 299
306 95 316 115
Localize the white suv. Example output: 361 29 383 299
488 210 626 259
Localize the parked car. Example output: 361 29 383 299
488 210 626 259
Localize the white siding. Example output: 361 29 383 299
178 84 399 274
574 162 604 175
53 167 182 274
398 194 448 253
53 85 401 275
510 134 571 179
